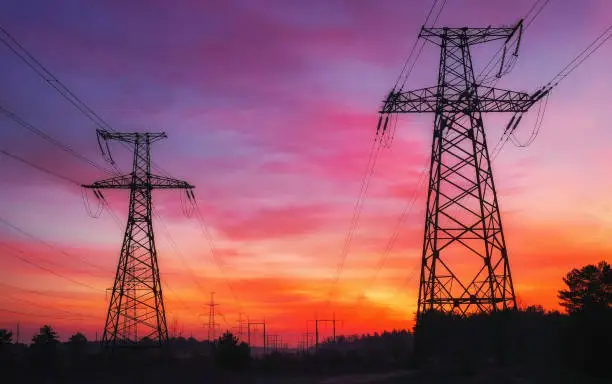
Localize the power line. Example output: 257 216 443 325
393 0 441 89
0 113 206 336
4 290 95 320
525 0 551 29
0 148 80 185
0 29 213 335
0 281 85 301
326 0 447 309
0 106 200 299
192 201 245 316
326 139 382 306
0 214 108 273
0 307 84 320
491 22 612 159
0 105 202 314
0 243 102 291
0 25 178 178
0 104 112 174
509 92 550 149
548 24 612 85
376 3 608 318
161 280 201 325
358 155 431 299
399 0 446 90
153 206 212 298
478 0 551 83
99 193 203 329
0 26 113 133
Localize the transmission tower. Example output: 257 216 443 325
379 21 548 317
207 291 219 341
84 130 194 348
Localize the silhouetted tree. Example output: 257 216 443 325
213 331 250 370
32 325 59 346
68 332 88 355
30 325 60 375
558 260 611 314
557 261 612 377
139 336 154 346
68 332 87 345
0 329 12 345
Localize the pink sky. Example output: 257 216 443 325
0 0 611 345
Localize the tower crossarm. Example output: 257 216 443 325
82 173 194 190
97 129 167 144
419 20 522 46
147 174 194 190
475 85 547 113
380 85 548 114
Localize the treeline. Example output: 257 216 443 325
415 305 611 377
0 261 609 382
0 327 416 381
414 260 612 379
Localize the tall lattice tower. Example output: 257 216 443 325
379 21 548 317
207 291 219 341
84 130 194 348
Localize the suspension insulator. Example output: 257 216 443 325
382 115 389 135
511 115 523 132
504 115 516 134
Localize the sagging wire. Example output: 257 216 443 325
511 92 550 148
81 187 104 218
496 20 522 79
181 188 196 218
479 20 522 86
81 186 121 224
96 129 123 176
494 22 612 157
491 82 552 160
96 129 113 165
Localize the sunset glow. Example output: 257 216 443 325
0 0 611 346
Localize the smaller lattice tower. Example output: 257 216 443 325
84 130 194 348
207 291 219 341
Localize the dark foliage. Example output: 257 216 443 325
213 331 250 370
68 332 87 346
414 306 568 376
412 261 612 379
0 329 12 345
558 260 611 313
558 260 612 376
31 325 59 346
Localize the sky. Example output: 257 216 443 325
0 0 611 346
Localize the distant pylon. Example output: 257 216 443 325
234 312 247 341
379 20 549 317
84 130 195 348
207 291 219 341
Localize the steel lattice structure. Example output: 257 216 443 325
207 291 219 341
84 130 194 348
379 21 548 317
